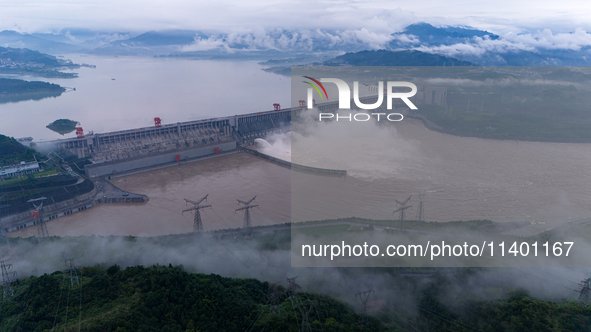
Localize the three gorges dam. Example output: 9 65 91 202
40 106 296 178
36 95 387 179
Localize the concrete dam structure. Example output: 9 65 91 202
35 107 298 177
35 95 386 178
37 109 291 159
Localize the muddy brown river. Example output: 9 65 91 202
10 119 591 237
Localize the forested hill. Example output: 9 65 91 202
2 264 591 331
325 50 473 66
0 46 63 67
0 134 38 166
0 46 79 78
0 78 65 104
0 265 386 332
0 78 64 94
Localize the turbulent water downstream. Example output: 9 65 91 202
10 118 591 238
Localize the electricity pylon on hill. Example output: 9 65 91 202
0 259 17 298
64 258 79 287
355 289 375 315
579 278 591 305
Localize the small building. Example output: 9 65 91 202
0 161 41 180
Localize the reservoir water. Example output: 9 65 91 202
3 56 591 237
0 55 291 140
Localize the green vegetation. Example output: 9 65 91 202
1 264 589 331
0 78 65 104
0 265 385 332
0 46 63 67
0 170 58 186
0 134 39 166
46 119 78 135
0 153 95 216
418 278 591 332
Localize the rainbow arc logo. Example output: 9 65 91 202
303 76 328 100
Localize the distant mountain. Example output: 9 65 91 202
1 24 590 66
90 30 209 55
325 50 473 66
0 30 80 54
0 46 63 67
390 23 499 47
388 23 591 66
113 30 206 46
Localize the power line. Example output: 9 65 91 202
416 303 477 332
204 208 268 264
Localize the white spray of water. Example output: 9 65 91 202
290 107 422 181
254 132 292 162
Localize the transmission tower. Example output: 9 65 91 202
297 301 316 332
236 196 258 229
0 232 9 250
355 289 375 315
64 258 79 287
33 202 49 238
1 259 17 298
182 194 211 233
394 195 412 221
263 283 285 314
415 191 425 222
393 205 412 221
579 278 591 305
287 276 302 296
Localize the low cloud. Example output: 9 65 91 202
403 28 591 58
180 36 230 52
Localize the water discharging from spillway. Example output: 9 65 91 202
254 133 291 162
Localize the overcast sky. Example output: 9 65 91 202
2 0 591 35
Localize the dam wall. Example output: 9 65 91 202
33 94 382 161
240 148 347 176
85 141 237 178
36 108 295 159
